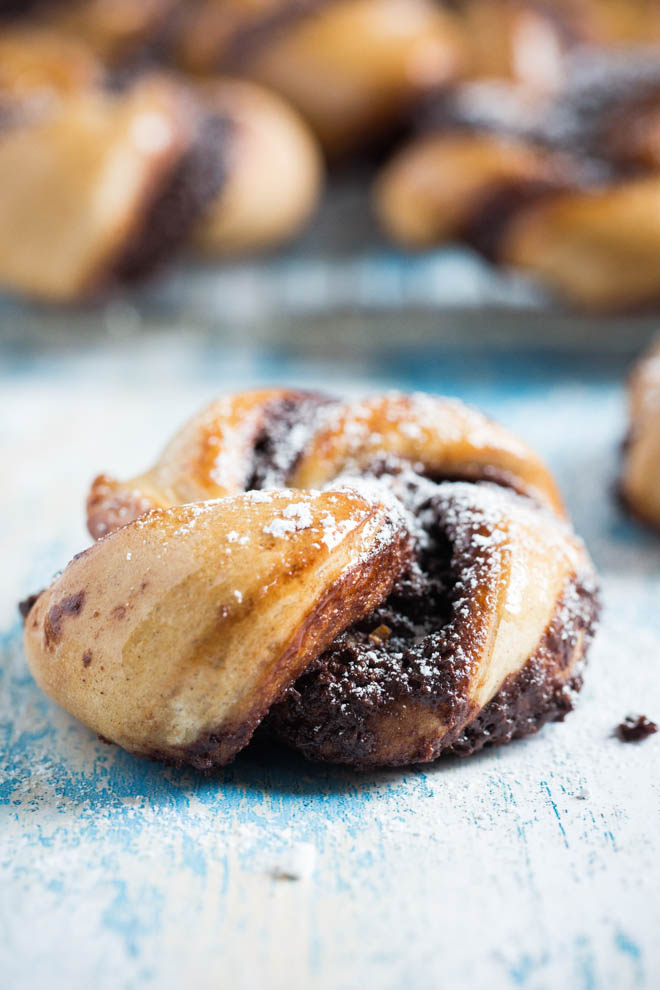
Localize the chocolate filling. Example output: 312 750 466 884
113 111 228 283
247 391 337 491
265 475 598 767
264 479 461 764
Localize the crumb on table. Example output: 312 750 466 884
616 715 658 742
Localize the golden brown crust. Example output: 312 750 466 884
192 77 322 256
289 394 564 513
25 488 412 765
86 389 565 541
87 388 312 538
0 74 212 302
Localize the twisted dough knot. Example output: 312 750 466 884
25 389 598 769
376 51 660 310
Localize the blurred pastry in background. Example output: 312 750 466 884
454 0 660 60
4 1 660 307
621 343 660 529
374 131 574 251
175 0 465 155
375 51 660 310
0 75 226 303
0 0 50 17
0 22 324 301
24 388 597 770
193 78 322 256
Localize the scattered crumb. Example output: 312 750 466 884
616 715 658 743
270 842 317 882
574 788 590 801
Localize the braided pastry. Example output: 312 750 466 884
0 74 225 302
0 43 322 301
621 343 660 529
24 389 598 770
375 52 660 309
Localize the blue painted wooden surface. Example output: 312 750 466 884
1 330 659 990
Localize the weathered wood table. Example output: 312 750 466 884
1 305 658 990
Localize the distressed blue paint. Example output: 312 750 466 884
574 936 598 990
540 781 569 848
102 879 165 958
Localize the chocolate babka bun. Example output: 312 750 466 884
62 389 598 768
0 74 228 302
620 342 660 529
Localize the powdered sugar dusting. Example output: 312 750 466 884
263 501 314 538
267 475 598 764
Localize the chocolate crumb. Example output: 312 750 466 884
82 651 93 667
616 715 658 742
